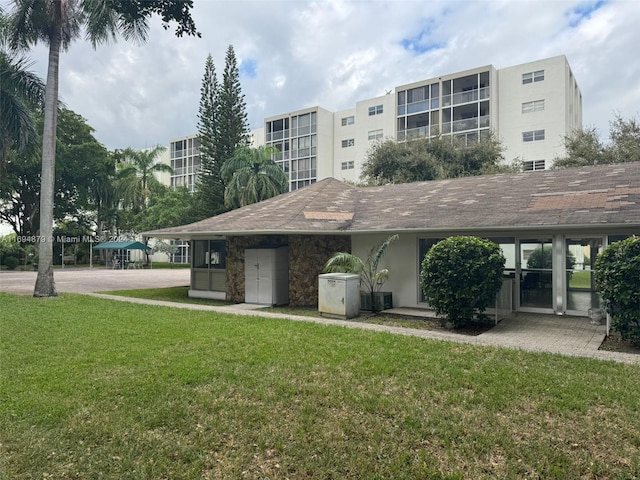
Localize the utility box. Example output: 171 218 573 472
244 246 289 305
318 273 361 319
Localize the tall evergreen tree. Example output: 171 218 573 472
194 54 224 217
193 45 250 220
217 45 249 165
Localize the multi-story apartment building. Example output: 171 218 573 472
164 55 581 192
264 107 334 191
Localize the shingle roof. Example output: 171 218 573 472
145 163 640 238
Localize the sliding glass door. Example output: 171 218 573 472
565 237 603 315
519 239 554 310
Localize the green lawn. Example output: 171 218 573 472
102 285 229 306
2 293 639 479
104 287 488 333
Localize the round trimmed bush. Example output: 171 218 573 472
420 236 505 328
595 236 640 345
3 256 20 270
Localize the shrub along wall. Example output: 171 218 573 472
225 234 351 306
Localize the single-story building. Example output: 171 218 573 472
144 162 640 319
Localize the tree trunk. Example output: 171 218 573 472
34 27 61 297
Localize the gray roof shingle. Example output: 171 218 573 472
145 163 640 238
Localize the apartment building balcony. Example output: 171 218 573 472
397 98 440 116
291 169 317 180
441 115 490 134
271 151 290 161
266 129 290 142
442 86 490 107
290 124 317 137
171 147 200 159
290 147 317 158
397 125 441 142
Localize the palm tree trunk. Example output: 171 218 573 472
33 26 61 297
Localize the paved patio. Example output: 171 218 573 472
2 269 637 364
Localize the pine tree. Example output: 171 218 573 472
217 45 249 165
194 54 224 217
192 46 250 220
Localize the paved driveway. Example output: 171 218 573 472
0 268 190 295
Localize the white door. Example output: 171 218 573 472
245 249 274 305
244 249 259 303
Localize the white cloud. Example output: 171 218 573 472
2 0 638 150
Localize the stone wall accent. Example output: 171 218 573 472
224 234 351 306
289 235 351 306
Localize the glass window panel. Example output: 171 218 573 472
520 239 553 309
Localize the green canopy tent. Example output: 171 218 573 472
92 241 152 269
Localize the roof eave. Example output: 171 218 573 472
143 222 639 240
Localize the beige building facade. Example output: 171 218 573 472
164 55 581 192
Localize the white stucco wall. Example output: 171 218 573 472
497 55 581 167
350 232 423 308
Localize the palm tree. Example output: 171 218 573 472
221 146 288 208
116 146 172 210
9 0 83 296
7 0 196 297
0 7 45 170
323 234 399 311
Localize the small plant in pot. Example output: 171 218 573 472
323 234 398 312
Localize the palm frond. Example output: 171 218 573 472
323 252 365 275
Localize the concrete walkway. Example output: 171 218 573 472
88 293 639 365
2 269 638 365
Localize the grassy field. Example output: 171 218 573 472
104 287 490 333
2 293 640 479
102 286 229 306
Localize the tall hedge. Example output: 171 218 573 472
420 236 505 328
595 236 640 345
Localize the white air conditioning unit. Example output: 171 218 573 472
318 273 360 319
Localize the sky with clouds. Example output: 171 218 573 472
4 0 639 151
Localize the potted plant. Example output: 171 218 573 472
323 234 398 312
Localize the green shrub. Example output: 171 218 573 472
0 234 24 267
595 236 640 345
420 236 505 328
3 256 20 270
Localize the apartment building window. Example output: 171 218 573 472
522 70 544 84
522 130 545 142
341 116 355 126
341 138 355 148
341 161 355 170
291 112 316 137
368 104 383 116
522 99 545 113
171 139 185 158
368 129 383 141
